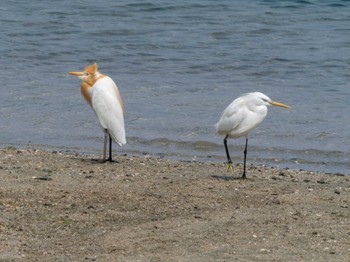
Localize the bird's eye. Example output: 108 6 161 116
84 72 90 76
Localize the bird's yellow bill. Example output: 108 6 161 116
68 71 84 76
270 101 290 109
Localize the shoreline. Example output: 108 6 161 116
1 143 348 176
0 147 349 261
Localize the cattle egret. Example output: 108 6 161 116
215 92 290 178
68 63 126 162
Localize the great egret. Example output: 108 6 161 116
215 92 290 178
68 63 126 162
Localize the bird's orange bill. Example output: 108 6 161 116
269 101 290 109
226 162 234 175
68 71 84 76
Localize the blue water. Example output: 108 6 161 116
1 0 349 174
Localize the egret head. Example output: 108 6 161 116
68 63 100 83
248 92 290 109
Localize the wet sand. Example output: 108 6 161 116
0 147 349 261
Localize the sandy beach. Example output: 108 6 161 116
0 147 349 261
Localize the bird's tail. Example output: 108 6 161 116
109 124 126 146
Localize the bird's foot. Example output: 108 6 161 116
101 156 113 163
226 162 234 175
103 157 113 163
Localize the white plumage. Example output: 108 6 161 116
215 92 270 138
92 76 126 146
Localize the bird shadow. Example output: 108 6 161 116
79 158 120 164
210 175 246 181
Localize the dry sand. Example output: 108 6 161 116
0 147 349 261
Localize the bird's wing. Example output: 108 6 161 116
215 101 244 136
216 99 263 138
91 76 126 146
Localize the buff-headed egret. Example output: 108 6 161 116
68 63 126 162
215 92 290 178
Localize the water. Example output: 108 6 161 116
1 0 349 175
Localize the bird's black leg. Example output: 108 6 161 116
224 135 232 164
242 137 248 179
224 135 234 173
106 134 113 162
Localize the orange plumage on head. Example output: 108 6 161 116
84 63 98 76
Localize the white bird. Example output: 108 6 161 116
215 92 290 178
68 63 126 162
